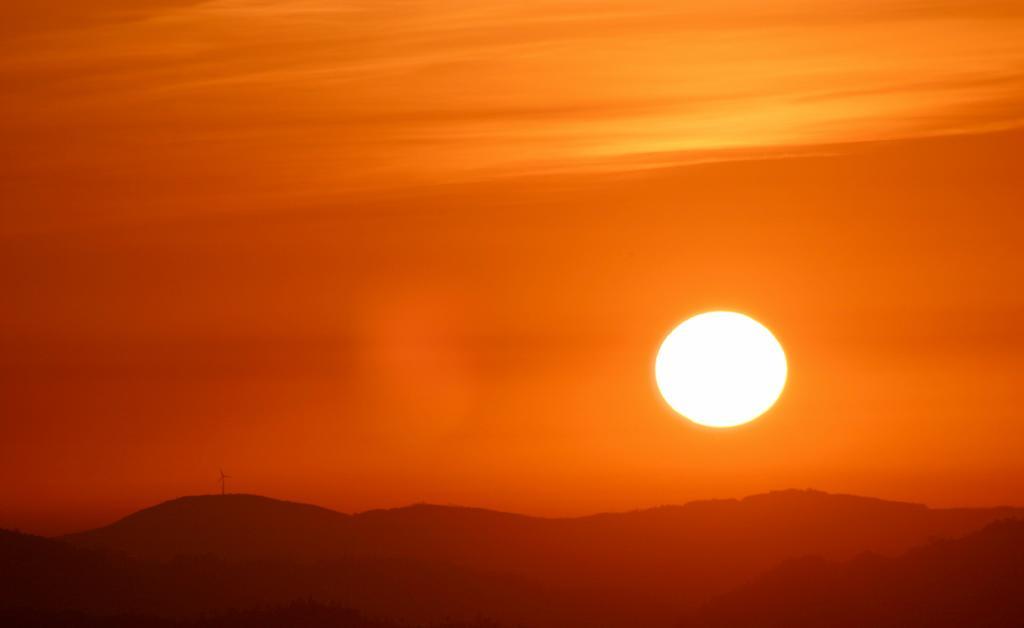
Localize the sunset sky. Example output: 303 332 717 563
2 0 1023 535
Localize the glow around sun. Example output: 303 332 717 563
655 311 787 428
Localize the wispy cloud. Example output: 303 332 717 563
2 0 208 39
1 0 1022 230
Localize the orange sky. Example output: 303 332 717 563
2 0 1023 535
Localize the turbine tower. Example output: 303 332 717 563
219 468 232 496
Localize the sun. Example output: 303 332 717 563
655 311 787 428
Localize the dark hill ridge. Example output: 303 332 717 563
66 494 352 561
4 527 571 626
0 604 503 628
682 519 1024 628
64 490 1024 618
67 491 1024 563
0 528 527 625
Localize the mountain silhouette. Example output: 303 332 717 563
681 518 1024 627
0 528 118 614
0 600 503 628
54 490 1024 626
2 525 562 626
66 494 351 562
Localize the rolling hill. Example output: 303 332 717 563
681 519 1024 627
56 490 1024 626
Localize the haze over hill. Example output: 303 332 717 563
53 490 1024 626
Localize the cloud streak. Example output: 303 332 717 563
1 0 1022 232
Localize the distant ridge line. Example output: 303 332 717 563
60 488 1024 538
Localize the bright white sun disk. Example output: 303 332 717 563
655 311 787 428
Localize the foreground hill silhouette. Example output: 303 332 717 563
0 600 500 628
10 513 1024 627
1 527 551 626
682 519 1024 627
51 490 1024 626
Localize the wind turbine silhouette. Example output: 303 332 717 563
219 468 231 496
